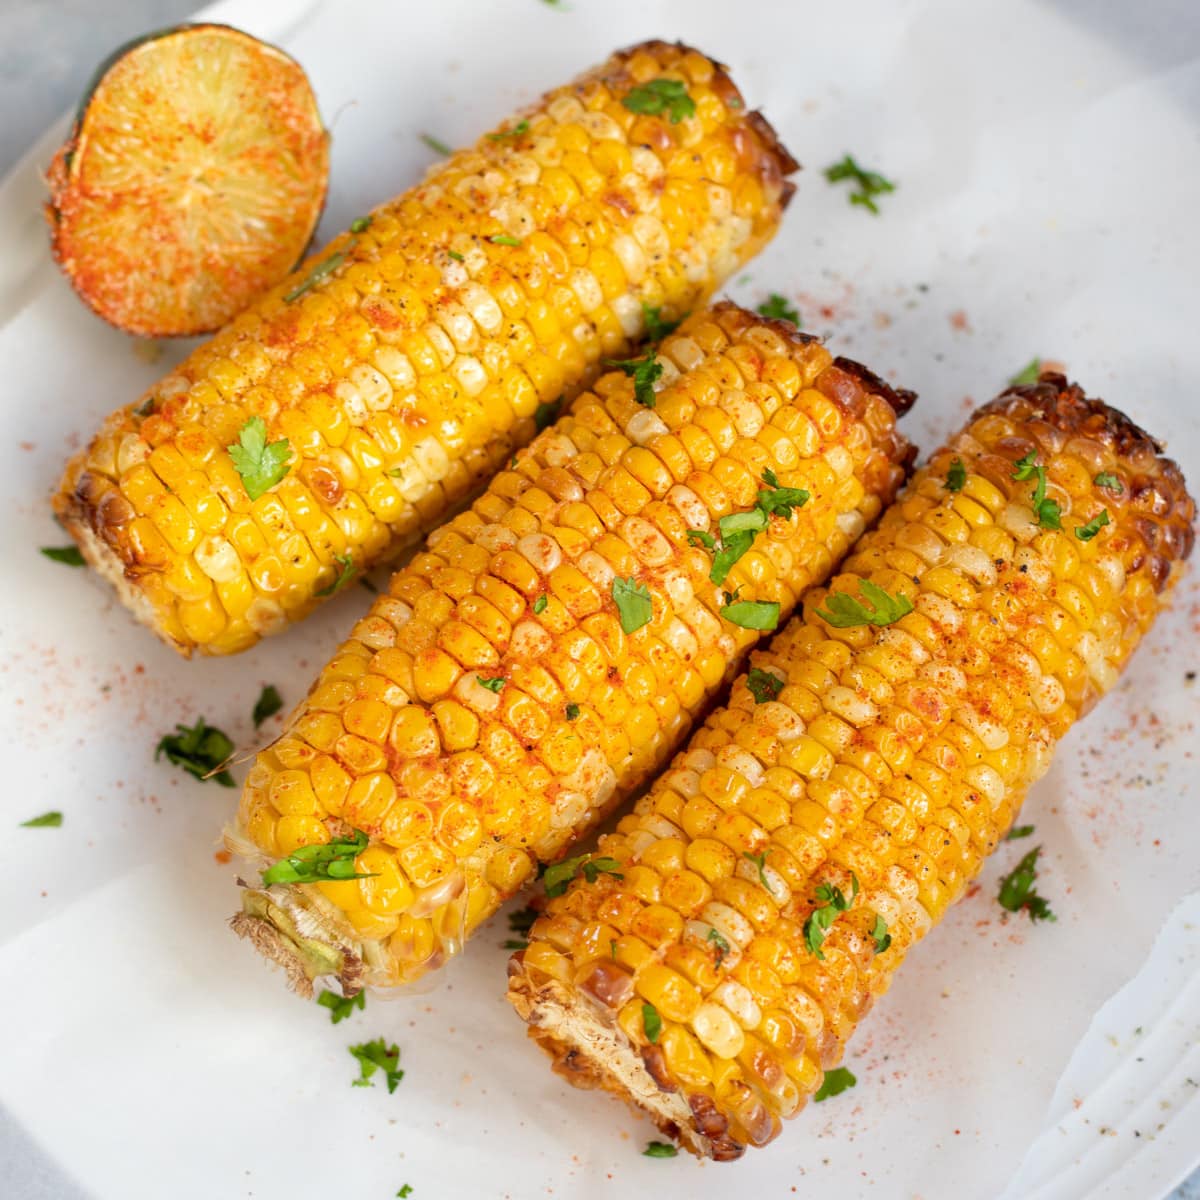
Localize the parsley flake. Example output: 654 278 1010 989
543 853 624 897
261 828 376 886
318 988 365 1024
476 675 505 693
643 1141 678 1158
533 594 548 614
534 396 562 431
284 246 353 303
945 458 967 493
348 1038 404 1093
622 78 696 124
757 293 800 325
997 846 1057 923
488 234 522 247
447 249 465 262
156 718 234 787
708 471 810 585
349 216 372 234
814 1066 857 1102
420 133 453 156
252 684 283 727
503 904 539 951
612 576 653 634
720 598 780 631
1009 358 1042 386
707 927 731 966
565 703 580 721
1094 472 1123 494
743 851 778 897
1006 824 1035 840
40 545 85 566
686 529 716 551
641 302 683 341
746 666 784 704
642 1002 662 1044
488 120 530 142
870 914 892 954
1075 510 1110 542
606 352 663 408
397 1187 414 1199
227 416 291 501
824 155 896 214
817 580 913 629
21 811 63 828
804 874 859 960
316 552 356 597
1012 452 1062 529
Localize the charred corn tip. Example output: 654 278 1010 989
229 301 915 995
507 379 1194 1159
54 40 797 657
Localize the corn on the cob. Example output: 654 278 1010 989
227 303 915 995
507 374 1195 1160
54 41 797 656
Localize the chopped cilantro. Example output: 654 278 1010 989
1009 358 1042 387
746 666 784 704
155 718 234 787
804 874 860 960
686 528 716 551
348 1038 404 1093
814 1066 857 1101
945 458 967 493
420 133 453 155
476 676 505 693
720 598 780 631
21 811 62 828
1006 824 1035 840
1075 510 1110 542
447 249 465 262
533 594 548 614
612 576 653 634
1012 452 1062 529
757 293 800 325
622 78 695 124
642 1002 662 1043
997 846 1057 923
228 417 291 501
817 580 913 628
707 927 731 966
503 904 539 951
349 216 372 234
488 234 522 247
824 155 895 214
252 684 283 728
261 828 375 886
317 988 365 1024
316 552 355 597
606 352 663 408
40 545 85 566
543 853 624 897
488 120 530 141
284 248 351 303
565 703 580 721
534 396 562 431
870 914 891 954
641 302 683 341
1094 472 1123 494
643 1141 678 1158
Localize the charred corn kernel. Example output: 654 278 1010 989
232 303 914 993
509 375 1194 1160
56 41 798 658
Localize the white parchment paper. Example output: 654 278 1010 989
0 1 1197 1197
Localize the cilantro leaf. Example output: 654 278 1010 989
643 1141 678 1158
476 675 505 693
543 854 624 897
746 666 784 704
447 249 464 262
641 302 684 341
40 545 85 566
757 293 800 324
686 529 716 551
316 552 356 597
317 988 365 1024
1006 824 1035 840
1094 472 1123 494
284 248 352 303
622 78 696 124
1009 358 1042 387
565 703 580 721
612 576 653 634
720 599 780 631
503 904 540 951
824 154 895 214
534 396 563 431
252 684 283 728
488 120 530 141
349 216 372 234
348 1038 404 1093
156 718 234 787
21 811 63 828
261 828 376 886
870 914 891 954
606 353 663 407
642 1002 662 1043
945 458 967 493
706 927 731 966
1011 452 1062 529
1075 510 1110 542
227 417 291 501
533 594 548 614
488 234 522 247
814 1066 857 1102
397 1187 414 1198
803 874 859 960
817 580 913 629
420 133 453 155
997 846 1057 923
710 528 756 586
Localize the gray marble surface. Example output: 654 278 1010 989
0 2 1196 1198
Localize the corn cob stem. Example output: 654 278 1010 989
507 375 1194 1159
55 40 797 656
228 303 915 995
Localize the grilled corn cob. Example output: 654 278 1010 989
227 303 915 994
508 374 1195 1160
54 41 797 656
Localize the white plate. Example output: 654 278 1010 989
0 1 1197 1198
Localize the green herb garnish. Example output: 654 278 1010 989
316 552 356 597
622 78 695 124
476 675 505 693
757 293 800 324
317 988 365 1024
707 927 730 966
420 133 453 155
686 529 715 551
227 416 291 501
349 216 372 234
870 914 891 954
447 249 464 262
1006 824 1035 840
533 594 548 614
643 1141 678 1158
261 828 375 886
565 703 580 721
814 1066 857 1101
1075 510 1110 542
606 352 663 408
397 1187 413 1198
543 853 624 897
348 1038 404 1093
743 850 778 897
155 718 234 786
1012 452 1062 529
1094 472 1123 494
642 1002 662 1044
21 811 63 828
40 545 85 566
945 458 967 493
488 234 522 247
503 904 539 951
997 846 1057 923
1009 358 1042 387
252 685 283 728
534 396 562 431
641 302 683 341
746 666 784 704
824 154 895 214
488 120 530 142
284 247 352 303
803 873 860 960
612 576 653 634
817 580 913 629
720 599 780 631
